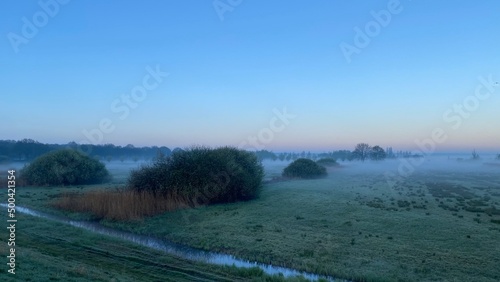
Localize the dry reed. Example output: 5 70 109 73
52 188 194 220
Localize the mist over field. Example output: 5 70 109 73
2 0 500 281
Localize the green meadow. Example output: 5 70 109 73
0 212 310 282
2 159 500 281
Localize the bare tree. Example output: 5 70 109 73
352 143 371 161
471 149 480 160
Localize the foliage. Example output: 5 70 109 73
0 139 171 162
370 146 387 160
352 143 371 161
317 150 352 161
20 149 110 186
254 150 278 161
316 158 339 167
128 146 264 205
282 158 327 179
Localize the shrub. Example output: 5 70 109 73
316 157 339 167
20 149 110 186
128 146 264 205
282 158 327 179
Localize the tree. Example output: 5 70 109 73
254 150 277 161
385 147 395 158
370 146 387 161
352 143 371 161
316 158 339 167
13 138 49 160
471 149 480 160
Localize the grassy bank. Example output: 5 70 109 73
0 212 310 281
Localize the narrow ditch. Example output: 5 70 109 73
2 204 346 281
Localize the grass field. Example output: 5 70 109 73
0 212 313 281
2 159 500 281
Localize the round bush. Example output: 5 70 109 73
282 158 327 179
21 149 110 186
128 146 264 205
316 157 339 167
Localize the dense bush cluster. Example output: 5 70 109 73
21 149 110 186
282 158 327 179
128 146 264 205
316 157 339 167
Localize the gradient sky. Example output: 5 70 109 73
1 0 499 153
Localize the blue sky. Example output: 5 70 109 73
1 0 499 153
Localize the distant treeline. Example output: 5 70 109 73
253 150 353 162
0 139 173 162
0 139 421 163
253 144 421 162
